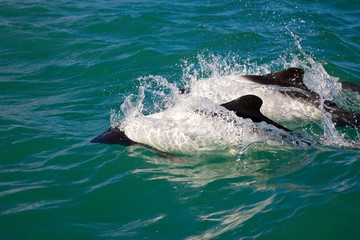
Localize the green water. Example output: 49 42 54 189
1 0 360 239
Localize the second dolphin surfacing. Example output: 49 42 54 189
92 68 360 154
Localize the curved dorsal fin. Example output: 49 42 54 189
243 67 309 92
221 95 291 132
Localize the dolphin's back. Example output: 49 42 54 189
243 68 307 91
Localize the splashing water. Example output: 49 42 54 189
111 42 360 156
287 29 357 147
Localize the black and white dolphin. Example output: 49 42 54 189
239 67 360 128
91 94 292 146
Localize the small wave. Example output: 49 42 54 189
2 199 71 215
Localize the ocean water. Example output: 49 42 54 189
1 0 360 239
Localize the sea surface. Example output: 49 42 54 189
1 0 360 239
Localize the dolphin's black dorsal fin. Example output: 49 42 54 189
243 67 309 92
221 95 292 132
221 95 263 120
91 127 135 145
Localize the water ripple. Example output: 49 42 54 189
1 199 71 215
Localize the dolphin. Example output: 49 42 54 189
240 67 360 128
181 67 360 128
91 94 292 146
91 67 360 152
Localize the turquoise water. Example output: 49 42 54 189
1 0 360 239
